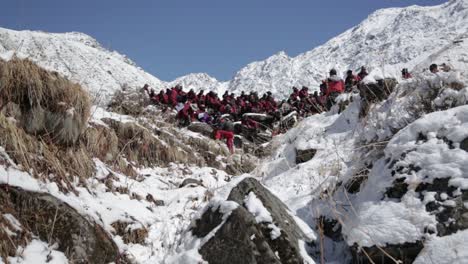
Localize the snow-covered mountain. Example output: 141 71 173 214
168 73 229 95
1 0 468 102
228 0 468 98
0 28 166 104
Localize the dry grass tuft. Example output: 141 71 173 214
81 122 119 162
111 221 148 245
0 113 95 192
0 197 31 262
103 118 204 167
0 57 91 145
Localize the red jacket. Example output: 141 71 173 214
170 88 179 107
327 76 345 95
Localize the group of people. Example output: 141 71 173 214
143 63 447 153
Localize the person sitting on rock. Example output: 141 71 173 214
357 66 368 80
326 69 345 109
176 96 193 126
401 68 412 79
299 86 309 99
430 63 439 73
345 70 360 92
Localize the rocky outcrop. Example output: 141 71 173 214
192 178 312 264
0 185 120 264
295 148 316 164
358 78 397 118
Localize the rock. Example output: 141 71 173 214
295 148 316 164
358 78 397 118
351 241 423 264
0 185 120 264
193 178 311 264
146 194 165 206
460 137 468 152
187 122 214 137
197 206 281 264
179 178 204 188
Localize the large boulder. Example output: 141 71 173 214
0 185 120 264
192 178 313 264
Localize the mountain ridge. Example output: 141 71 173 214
1 0 467 101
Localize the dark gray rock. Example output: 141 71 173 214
460 137 468 152
198 206 281 264
0 185 120 264
351 241 423 264
179 178 204 188
295 148 316 164
193 178 310 264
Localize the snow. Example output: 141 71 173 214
342 194 436 247
413 229 468 264
0 27 166 105
8 239 68 264
244 191 273 223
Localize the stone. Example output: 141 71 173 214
0 185 120 264
193 178 311 264
179 178 204 188
295 148 317 164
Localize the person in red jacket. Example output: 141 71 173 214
345 70 360 92
299 86 309 99
169 87 179 107
327 69 345 95
326 69 345 109
402 68 412 79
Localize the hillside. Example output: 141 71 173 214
1 1 468 263
1 1 468 102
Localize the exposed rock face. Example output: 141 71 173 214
352 241 424 264
179 178 204 188
0 185 120 264
358 78 397 118
192 178 312 264
295 148 317 164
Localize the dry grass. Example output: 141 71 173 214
111 221 148 245
0 57 91 145
103 118 204 168
0 113 95 192
0 197 31 262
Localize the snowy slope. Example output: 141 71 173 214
228 0 468 98
0 28 166 105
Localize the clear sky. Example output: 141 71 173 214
0 0 447 81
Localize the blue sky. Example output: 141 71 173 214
1 0 447 81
